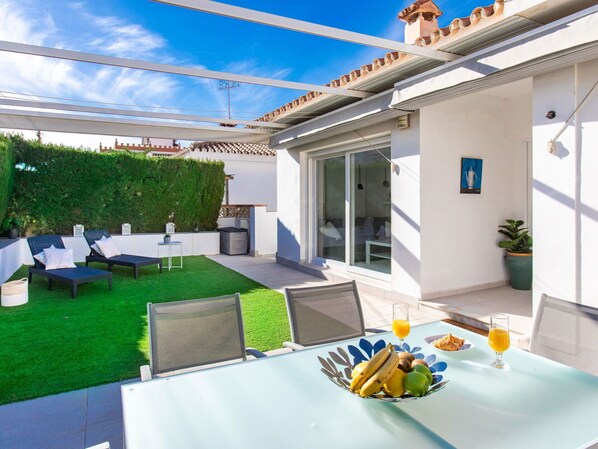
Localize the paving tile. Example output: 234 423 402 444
1 431 86 449
1 423 85 449
0 389 86 429
85 419 123 449
86 397 122 427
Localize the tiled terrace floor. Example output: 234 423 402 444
0 255 532 449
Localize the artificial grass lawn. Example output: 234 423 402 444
0 256 290 405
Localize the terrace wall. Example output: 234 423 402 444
0 232 219 283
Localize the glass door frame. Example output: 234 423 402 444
307 137 392 281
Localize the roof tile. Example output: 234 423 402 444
257 0 505 123
189 141 276 157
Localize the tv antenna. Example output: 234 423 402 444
218 80 240 119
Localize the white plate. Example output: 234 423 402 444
424 334 474 353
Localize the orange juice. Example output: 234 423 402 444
488 328 510 352
392 319 411 339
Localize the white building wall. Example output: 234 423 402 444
186 151 277 211
276 149 302 262
250 206 277 256
533 59 598 308
391 113 422 299
419 91 531 298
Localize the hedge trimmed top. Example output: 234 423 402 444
2 134 225 235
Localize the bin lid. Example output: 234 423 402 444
218 227 247 233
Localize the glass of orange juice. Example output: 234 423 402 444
488 313 510 369
392 303 410 346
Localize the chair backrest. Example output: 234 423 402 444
27 235 66 269
530 294 598 376
84 230 111 255
285 280 366 347
148 294 247 376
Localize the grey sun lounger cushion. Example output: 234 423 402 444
27 235 112 299
84 230 162 279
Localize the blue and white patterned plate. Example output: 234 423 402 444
318 338 448 402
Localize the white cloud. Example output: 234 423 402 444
77 10 166 58
0 0 177 105
0 0 295 144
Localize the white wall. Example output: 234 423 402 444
419 90 531 298
390 112 422 299
276 149 302 262
250 206 277 256
0 241 23 284
533 59 598 307
186 151 277 211
2 232 220 283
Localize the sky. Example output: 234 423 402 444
0 0 485 149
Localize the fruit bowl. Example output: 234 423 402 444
318 338 448 402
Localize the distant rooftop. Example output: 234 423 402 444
101 140 276 158
187 141 276 157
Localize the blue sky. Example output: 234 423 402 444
0 0 484 146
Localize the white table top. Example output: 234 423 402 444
122 321 598 449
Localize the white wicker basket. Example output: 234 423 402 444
1 278 29 307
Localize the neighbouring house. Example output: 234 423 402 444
100 139 184 158
178 141 277 212
265 0 598 310
102 139 277 212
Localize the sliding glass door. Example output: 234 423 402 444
314 148 391 275
316 156 346 262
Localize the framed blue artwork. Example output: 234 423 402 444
460 158 483 194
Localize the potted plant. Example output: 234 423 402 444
163 233 171 244
1 216 24 239
497 219 533 290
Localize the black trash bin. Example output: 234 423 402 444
219 227 248 255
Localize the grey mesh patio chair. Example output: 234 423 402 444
140 293 266 381
529 294 598 376
283 280 384 350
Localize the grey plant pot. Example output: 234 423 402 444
505 252 532 290
163 236 171 244
7 228 19 239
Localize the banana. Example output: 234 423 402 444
359 350 400 397
349 343 394 392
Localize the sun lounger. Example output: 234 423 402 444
84 230 162 279
27 235 112 298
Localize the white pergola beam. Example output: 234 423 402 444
154 0 460 62
0 97 288 129
0 109 271 141
0 108 268 134
0 40 372 99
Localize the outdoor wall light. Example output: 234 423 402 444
546 110 556 119
73 224 84 237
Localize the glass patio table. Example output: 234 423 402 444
121 321 598 449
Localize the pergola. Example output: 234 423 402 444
0 0 459 144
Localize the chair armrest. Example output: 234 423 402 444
140 364 153 382
283 341 305 351
365 328 385 334
246 347 267 359
85 443 110 449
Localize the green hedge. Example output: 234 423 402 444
0 135 15 224
8 135 225 234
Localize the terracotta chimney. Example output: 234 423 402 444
398 0 442 45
